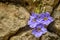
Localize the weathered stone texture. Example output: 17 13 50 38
52 4 60 35
0 3 30 40
10 30 39 40
41 32 60 40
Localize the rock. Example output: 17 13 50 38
41 0 59 7
40 0 59 14
41 32 60 40
10 30 39 40
0 3 30 40
41 5 53 13
48 4 60 35
52 4 60 35
0 0 33 5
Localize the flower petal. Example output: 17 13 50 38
41 27 47 34
32 29 43 37
34 32 43 37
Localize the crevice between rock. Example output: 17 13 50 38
8 25 31 40
51 0 60 15
47 0 60 35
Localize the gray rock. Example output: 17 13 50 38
0 3 30 40
10 30 39 40
41 32 60 40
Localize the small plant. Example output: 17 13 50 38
28 12 54 38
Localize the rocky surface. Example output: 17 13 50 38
10 30 39 40
0 0 59 13
41 0 59 7
1 0 59 6
48 4 60 36
0 3 30 40
40 0 59 14
10 31 60 40
0 0 60 40
41 32 60 40
40 5 53 13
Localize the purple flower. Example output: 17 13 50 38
32 24 47 37
38 12 54 25
28 12 54 38
28 12 40 28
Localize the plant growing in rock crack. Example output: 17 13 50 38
28 12 54 38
